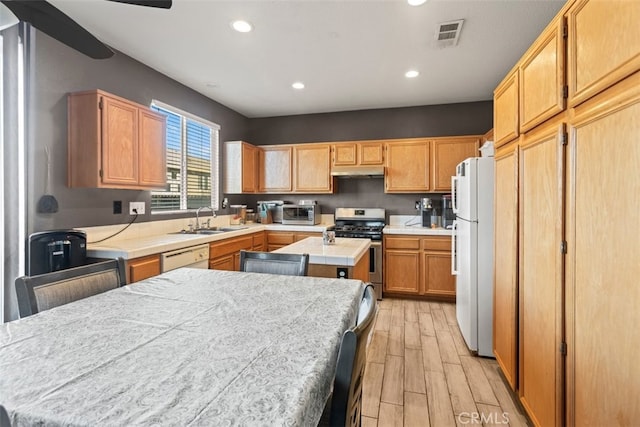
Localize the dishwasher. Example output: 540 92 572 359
161 244 210 272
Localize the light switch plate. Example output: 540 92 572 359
129 201 145 215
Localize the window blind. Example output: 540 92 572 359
150 103 219 212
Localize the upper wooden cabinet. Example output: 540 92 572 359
494 70 520 147
332 141 384 167
519 16 566 133
385 139 430 193
431 137 479 192
68 89 166 190
567 0 640 107
385 137 478 193
224 141 259 194
259 145 292 193
293 144 334 193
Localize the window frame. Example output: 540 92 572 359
150 100 220 214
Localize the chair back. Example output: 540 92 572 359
239 250 309 276
15 258 126 318
0 404 10 427
330 284 377 427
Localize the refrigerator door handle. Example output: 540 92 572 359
451 176 459 214
451 220 459 275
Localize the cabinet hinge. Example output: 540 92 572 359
562 24 568 39
562 85 569 99
99 169 103 178
560 341 567 356
562 132 568 146
561 240 567 254
98 98 103 110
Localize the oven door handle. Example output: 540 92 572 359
451 220 459 276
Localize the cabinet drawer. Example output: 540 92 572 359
295 232 321 242
209 236 253 259
422 237 451 251
267 232 295 245
384 236 420 250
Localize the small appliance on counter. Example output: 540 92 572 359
420 197 441 228
282 204 321 225
27 230 87 276
257 200 288 223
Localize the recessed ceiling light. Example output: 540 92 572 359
405 70 420 78
292 82 305 90
231 20 252 33
408 0 427 5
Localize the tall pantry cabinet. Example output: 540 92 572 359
492 0 640 425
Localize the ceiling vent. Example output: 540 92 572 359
435 19 464 48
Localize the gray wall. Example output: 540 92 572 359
29 31 492 231
29 32 249 232
230 102 493 216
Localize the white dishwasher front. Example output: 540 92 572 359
161 244 210 272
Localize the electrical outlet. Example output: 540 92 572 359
113 200 122 214
129 201 145 215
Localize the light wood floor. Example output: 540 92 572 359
362 298 529 427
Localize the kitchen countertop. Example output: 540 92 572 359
383 225 453 236
87 222 334 260
272 237 370 266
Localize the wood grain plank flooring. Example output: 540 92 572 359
361 298 529 427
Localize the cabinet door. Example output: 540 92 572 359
493 140 519 391
333 143 357 166
494 70 519 147
432 137 479 192
293 144 333 193
385 139 430 193
209 256 234 271
358 141 384 165
422 252 455 298
519 16 565 133
567 0 640 106
519 116 565 427
260 146 292 192
242 143 259 193
138 109 166 188
384 251 420 294
127 254 161 284
566 74 640 427
101 95 139 186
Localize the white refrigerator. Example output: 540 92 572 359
451 157 495 357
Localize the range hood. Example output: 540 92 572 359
330 165 385 178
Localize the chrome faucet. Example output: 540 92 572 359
195 206 216 230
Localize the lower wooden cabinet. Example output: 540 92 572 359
209 234 255 271
266 231 321 252
126 254 161 284
384 235 454 300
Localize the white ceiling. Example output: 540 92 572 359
49 0 564 118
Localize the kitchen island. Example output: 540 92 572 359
273 237 371 282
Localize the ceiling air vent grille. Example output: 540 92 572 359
435 19 464 47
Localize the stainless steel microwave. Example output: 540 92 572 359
282 205 321 225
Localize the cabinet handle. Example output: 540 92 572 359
451 220 459 276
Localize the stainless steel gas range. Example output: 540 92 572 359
334 208 385 299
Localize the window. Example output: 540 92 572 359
150 101 220 213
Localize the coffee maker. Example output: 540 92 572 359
420 198 441 228
442 194 455 228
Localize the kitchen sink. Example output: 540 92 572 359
170 226 248 235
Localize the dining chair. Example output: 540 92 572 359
328 284 377 427
0 404 10 427
15 258 126 318
239 250 309 276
